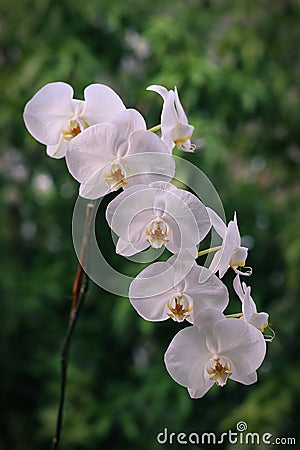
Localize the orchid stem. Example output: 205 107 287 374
198 245 221 257
51 202 94 450
148 124 161 133
225 313 243 318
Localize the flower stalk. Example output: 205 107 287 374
51 202 94 450
198 245 221 257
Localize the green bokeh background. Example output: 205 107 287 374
1 1 299 449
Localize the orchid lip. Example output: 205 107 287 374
103 160 127 191
232 264 253 276
145 218 169 249
206 356 232 387
61 120 82 140
167 293 193 322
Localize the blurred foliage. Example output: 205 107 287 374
0 0 300 449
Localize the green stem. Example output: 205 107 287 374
225 313 243 318
148 124 161 133
198 245 221 257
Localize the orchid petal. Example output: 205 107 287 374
193 308 225 331
66 123 119 183
215 319 266 375
82 83 125 125
129 261 177 321
233 274 245 301
23 82 74 145
146 84 169 100
218 220 238 278
116 238 149 256
206 207 227 238
174 86 188 124
78 168 109 199
110 109 146 157
231 371 257 385
124 152 175 187
186 266 229 318
46 140 68 159
164 326 211 389
188 381 214 398
106 185 157 240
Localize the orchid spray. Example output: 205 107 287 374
23 81 273 448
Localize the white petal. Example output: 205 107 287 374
232 212 242 247
250 312 269 331
46 139 68 159
146 84 169 100
23 82 74 145
206 207 227 238
82 83 125 125
66 123 119 183
185 266 229 318
124 130 175 184
242 285 256 321
218 220 238 278
216 319 266 375
233 274 244 301
162 187 211 245
188 381 214 399
115 238 148 256
174 86 188 124
173 122 195 145
208 249 222 274
164 326 211 389
127 129 169 156
110 109 147 157
106 185 156 239
193 307 225 331
124 151 175 187
161 90 178 128
230 246 248 267
231 370 257 385
129 261 176 321
78 168 109 199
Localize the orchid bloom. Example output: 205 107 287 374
207 208 252 278
106 181 211 257
233 275 269 333
66 109 175 199
23 82 125 158
147 85 196 153
129 256 229 323
164 308 266 398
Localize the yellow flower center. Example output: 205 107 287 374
103 162 127 191
167 294 192 322
61 119 82 141
206 357 232 387
145 218 169 249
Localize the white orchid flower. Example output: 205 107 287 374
129 255 229 323
66 109 175 199
164 308 266 399
207 208 252 278
106 181 211 257
233 275 269 333
147 85 195 153
23 82 125 158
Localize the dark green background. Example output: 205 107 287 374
1 0 299 449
